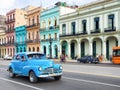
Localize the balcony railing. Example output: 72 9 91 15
41 38 58 42
26 23 39 28
5 29 14 33
25 39 33 43
26 39 40 44
5 18 15 24
5 42 15 46
60 31 88 37
14 42 26 46
90 29 100 34
40 25 59 32
104 27 116 32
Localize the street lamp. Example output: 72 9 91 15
49 37 53 59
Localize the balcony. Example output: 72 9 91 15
5 42 15 46
41 38 58 42
14 42 26 46
26 39 40 44
5 18 15 24
104 27 116 32
33 39 40 43
40 25 59 32
5 29 14 33
90 29 100 34
60 31 88 37
26 23 39 28
25 39 33 44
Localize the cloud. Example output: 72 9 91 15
0 0 15 9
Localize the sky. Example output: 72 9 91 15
0 0 97 15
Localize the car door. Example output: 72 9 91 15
13 54 21 74
19 55 28 75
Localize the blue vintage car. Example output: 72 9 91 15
8 52 62 83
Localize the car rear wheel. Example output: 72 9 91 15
9 68 16 78
29 71 38 83
54 75 61 80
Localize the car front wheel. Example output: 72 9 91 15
54 75 61 80
9 68 16 78
29 71 38 83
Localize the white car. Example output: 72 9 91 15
4 55 12 60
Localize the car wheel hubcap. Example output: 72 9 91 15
30 74 34 82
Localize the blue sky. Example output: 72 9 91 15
0 0 97 15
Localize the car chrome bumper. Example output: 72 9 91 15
39 73 62 78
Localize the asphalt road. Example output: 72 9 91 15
0 60 120 90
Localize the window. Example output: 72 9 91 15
82 20 87 33
62 24 66 35
54 18 57 27
16 55 20 60
108 14 114 28
71 22 76 34
37 15 39 25
54 33 57 39
49 34 51 39
44 35 46 39
94 17 99 30
32 16 35 25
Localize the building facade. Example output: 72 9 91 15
0 15 6 58
26 7 41 52
5 9 27 56
40 2 76 58
15 25 27 53
60 0 120 60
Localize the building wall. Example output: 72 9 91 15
59 0 120 60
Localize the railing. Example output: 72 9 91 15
5 29 14 33
14 42 26 46
90 29 100 34
25 39 40 44
41 38 58 42
60 31 88 37
5 42 15 46
40 25 59 32
5 18 15 24
104 27 116 32
26 23 40 28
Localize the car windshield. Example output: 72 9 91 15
27 53 46 60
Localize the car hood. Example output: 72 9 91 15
29 59 54 67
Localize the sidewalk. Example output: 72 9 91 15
52 59 112 64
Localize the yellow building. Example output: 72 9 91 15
26 7 42 52
0 29 6 58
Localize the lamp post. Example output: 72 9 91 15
49 38 52 59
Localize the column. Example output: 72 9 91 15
59 44 62 58
102 40 106 60
77 42 81 58
89 41 93 55
68 42 71 59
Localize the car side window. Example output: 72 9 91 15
21 55 26 61
16 55 20 60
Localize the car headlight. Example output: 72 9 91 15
38 67 42 71
59 66 63 70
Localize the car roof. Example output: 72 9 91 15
15 52 44 55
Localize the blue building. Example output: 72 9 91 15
40 2 75 58
15 25 27 53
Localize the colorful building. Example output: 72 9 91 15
60 0 120 60
0 29 6 58
15 25 27 53
0 15 6 58
26 7 41 52
5 9 27 56
40 2 76 58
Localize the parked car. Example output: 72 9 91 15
4 55 12 60
77 55 100 64
7 52 62 83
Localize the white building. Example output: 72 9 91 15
59 0 120 60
